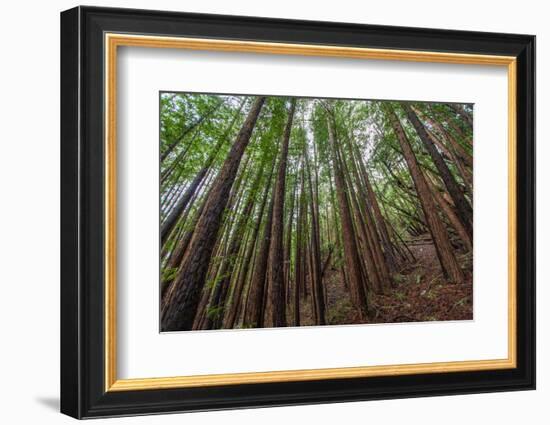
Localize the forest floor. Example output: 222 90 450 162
298 236 473 327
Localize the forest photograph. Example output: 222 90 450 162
159 93 474 332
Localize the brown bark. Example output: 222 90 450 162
419 113 473 196
344 139 391 291
160 97 266 331
160 182 211 300
426 175 473 251
386 104 464 283
243 185 275 328
204 161 266 329
427 106 473 168
160 101 245 245
320 247 334 280
161 223 194 299
284 178 297 304
269 99 296 327
192 161 251 330
403 104 473 238
223 159 276 329
304 144 326 325
355 154 399 271
293 164 306 326
326 108 370 318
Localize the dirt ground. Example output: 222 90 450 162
297 237 473 326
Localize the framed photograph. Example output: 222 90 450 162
60 6 535 419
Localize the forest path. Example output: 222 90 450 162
370 240 473 324
297 236 473 327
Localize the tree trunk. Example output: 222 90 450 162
386 104 464 284
416 109 473 197
426 175 472 251
160 97 266 331
160 183 211 300
326 108 370 318
203 160 266 329
243 185 275 328
223 156 277 328
354 146 399 271
344 138 391 291
304 144 326 325
269 99 296 327
403 104 473 238
160 101 245 245
293 163 306 327
284 178 297 304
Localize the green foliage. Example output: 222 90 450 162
206 305 224 320
393 274 406 285
395 292 406 301
161 267 179 282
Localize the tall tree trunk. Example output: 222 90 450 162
326 108 370 318
417 110 473 196
204 159 267 329
160 101 245 245
161 166 218 299
284 178 297 304
426 175 472 251
428 106 473 166
160 182 212 300
293 163 306 326
269 99 297 327
192 156 252 330
385 104 464 283
338 142 382 293
403 104 473 238
425 111 474 204
243 185 276 328
304 144 326 325
343 137 391 291
160 97 266 331
354 146 399 271
223 160 275 329
349 187 382 292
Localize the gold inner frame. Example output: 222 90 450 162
104 33 517 392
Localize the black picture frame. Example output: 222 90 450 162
61 5 535 419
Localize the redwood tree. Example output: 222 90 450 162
269 98 296 327
161 97 266 331
385 104 464 283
